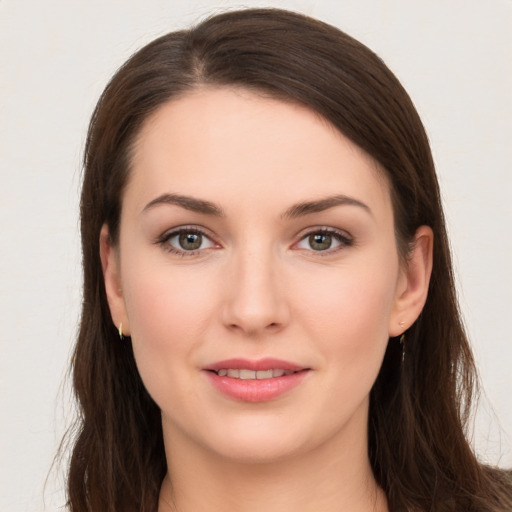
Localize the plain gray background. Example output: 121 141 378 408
1 1 511 510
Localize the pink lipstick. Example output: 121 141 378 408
203 358 310 402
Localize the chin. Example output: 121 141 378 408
195 410 345 466
174 410 314 465
211 432 309 465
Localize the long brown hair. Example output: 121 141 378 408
67 8 511 511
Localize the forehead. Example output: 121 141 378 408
126 86 391 216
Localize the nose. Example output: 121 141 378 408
221 245 290 337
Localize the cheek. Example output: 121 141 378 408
296 255 399 372
120 262 218 403
122 247 221 336
296 264 398 434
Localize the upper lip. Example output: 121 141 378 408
204 358 307 372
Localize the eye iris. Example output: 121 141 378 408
179 232 202 250
309 233 332 251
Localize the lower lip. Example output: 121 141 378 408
204 370 309 402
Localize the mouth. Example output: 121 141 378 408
204 358 308 377
210 368 300 379
203 358 310 402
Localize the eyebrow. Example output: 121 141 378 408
142 192 371 219
282 194 372 219
142 193 225 216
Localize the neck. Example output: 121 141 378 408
158 413 388 512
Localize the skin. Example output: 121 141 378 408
101 87 433 512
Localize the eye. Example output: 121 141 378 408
175 231 205 251
295 229 352 253
158 227 217 255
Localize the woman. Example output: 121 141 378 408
66 7 511 511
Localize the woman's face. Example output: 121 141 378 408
102 87 428 464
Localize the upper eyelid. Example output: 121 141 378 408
295 226 352 240
156 225 216 242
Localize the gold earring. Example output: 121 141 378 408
399 333 405 363
118 322 124 340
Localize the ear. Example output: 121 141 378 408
389 225 433 337
99 224 130 336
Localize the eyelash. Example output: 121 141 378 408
155 226 354 257
155 226 217 257
295 228 354 256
